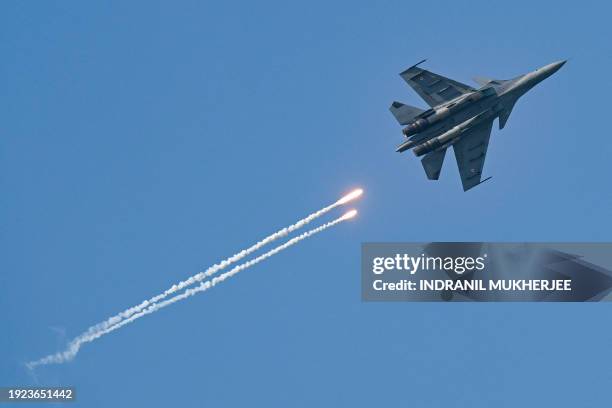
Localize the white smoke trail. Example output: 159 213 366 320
26 211 356 368
75 189 362 341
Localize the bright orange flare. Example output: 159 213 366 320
336 188 364 205
341 209 358 220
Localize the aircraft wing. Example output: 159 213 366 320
400 61 475 107
452 118 494 191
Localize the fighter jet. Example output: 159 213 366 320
390 60 566 191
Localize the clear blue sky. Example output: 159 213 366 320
1 1 611 406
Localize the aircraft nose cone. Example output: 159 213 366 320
546 60 567 75
532 60 566 83
552 60 567 71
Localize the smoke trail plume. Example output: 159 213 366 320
27 210 357 368
76 189 363 340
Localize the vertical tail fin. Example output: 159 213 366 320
421 148 447 180
498 99 517 129
472 76 493 87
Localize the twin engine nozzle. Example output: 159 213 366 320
402 118 429 137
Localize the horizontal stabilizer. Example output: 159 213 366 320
389 101 424 125
421 148 447 180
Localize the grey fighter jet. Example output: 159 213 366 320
390 60 565 191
